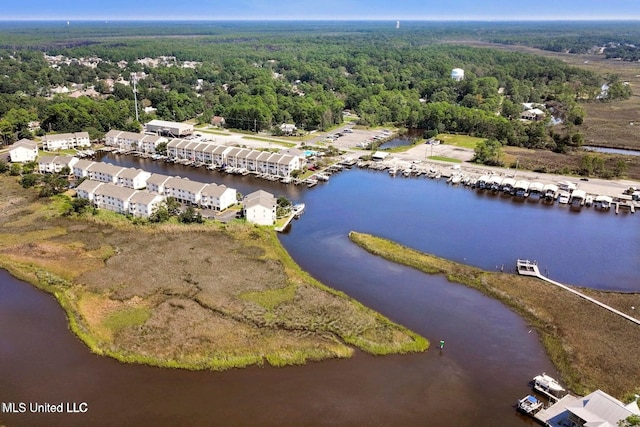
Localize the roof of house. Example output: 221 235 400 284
202 184 233 198
212 145 229 155
140 134 165 144
277 154 295 165
73 159 96 170
105 129 123 138
165 177 208 194
11 139 38 150
94 183 137 200
244 196 277 209
244 190 276 207
146 173 172 186
566 390 638 426
130 191 164 205
88 162 124 176
76 179 103 193
202 144 218 153
225 147 242 157
43 133 76 141
167 138 187 148
256 151 274 162
246 150 262 160
118 168 149 180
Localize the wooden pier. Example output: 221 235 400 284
516 259 640 326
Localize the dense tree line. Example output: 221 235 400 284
0 22 632 154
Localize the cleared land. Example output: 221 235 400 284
453 40 640 150
349 231 640 400
0 176 427 371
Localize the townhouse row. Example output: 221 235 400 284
103 130 305 178
42 132 91 151
38 154 275 225
166 139 303 178
71 159 237 211
104 130 168 153
76 180 166 218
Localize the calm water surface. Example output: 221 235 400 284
1 156 637 426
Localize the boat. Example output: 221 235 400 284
557 192 570 204
532 373 565 400
292 203 305 218
517 394 543 415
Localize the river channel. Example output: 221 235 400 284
0 153 638 426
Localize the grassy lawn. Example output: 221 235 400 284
428 156 463 163
382 139 426 153
242 136 297 147
436 133 486 149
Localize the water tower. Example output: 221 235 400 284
451 68 464 81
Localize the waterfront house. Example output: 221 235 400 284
164 177 208 205
146 173 173 194
245 150 261 172
42 132 90 151
535 389 640 427
9 139 39 163
93 183 137 215
276 154 300 177
166 138 182 159
243 190 277 226
37 155 78 173
75 179 103 202
200 184 237 211
255 151 274 174
87 162 124 184
128 191 165 218
105 130 168 154
72 159 97 179
117 168 151 189
139 134 167 154
212 145 232 167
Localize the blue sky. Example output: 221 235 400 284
3 0 640 21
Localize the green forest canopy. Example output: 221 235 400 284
0 21 633 153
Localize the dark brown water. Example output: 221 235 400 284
2 157 637 426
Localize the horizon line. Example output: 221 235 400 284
2 18 640 22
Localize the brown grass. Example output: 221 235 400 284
349 231 640 399
0 175 427 371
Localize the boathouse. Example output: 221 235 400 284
535 389 640 427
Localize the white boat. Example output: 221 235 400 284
292 203 305 218
532 373 565 400
517 394 543 415
557 192 570 204
594 195 612 209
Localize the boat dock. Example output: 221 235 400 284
533 394 581 426
516 259 640 326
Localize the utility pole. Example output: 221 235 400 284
132 74 139 123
